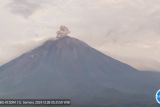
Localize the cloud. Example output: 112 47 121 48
7 0 50 18
7 0 72 18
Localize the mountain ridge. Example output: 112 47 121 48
0 36 160 107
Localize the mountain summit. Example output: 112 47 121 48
0 36 159 106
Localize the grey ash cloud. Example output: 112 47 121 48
7 0 49 18
7 0 68 18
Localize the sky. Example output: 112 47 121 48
0 0 160 71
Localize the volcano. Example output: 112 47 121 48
0 36 160 107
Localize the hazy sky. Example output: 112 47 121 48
0 0 160 70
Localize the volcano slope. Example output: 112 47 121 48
0 36 160 107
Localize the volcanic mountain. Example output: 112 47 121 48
0 36 160 107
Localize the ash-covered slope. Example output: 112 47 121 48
0 36 159 107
